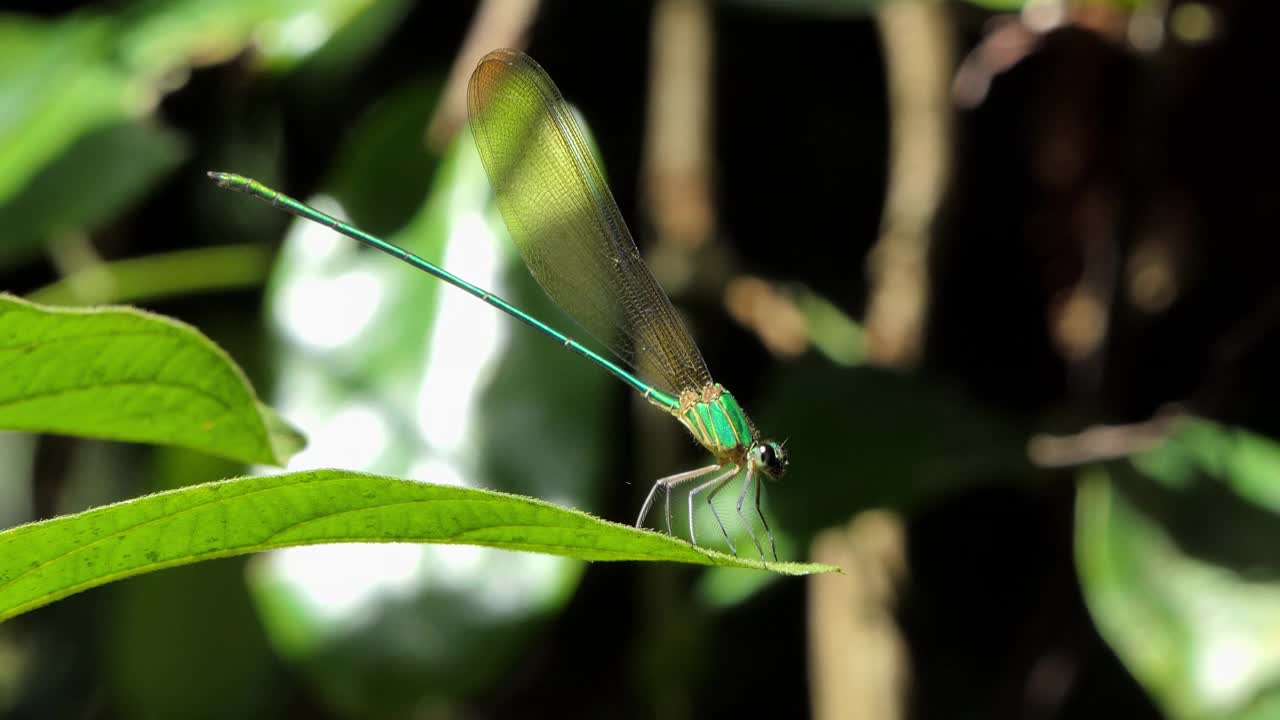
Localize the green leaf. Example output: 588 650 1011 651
762 360 1028 538
0 2 381 257
0 294 302 465
0 123 186 263
0 470 837 622
323 77 442 236
1077 420 1280 719
0 14 135 211
958 0 1028 10
1133 416 1280 513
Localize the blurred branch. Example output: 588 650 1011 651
951 15 1041 110
45 232 105 287
1027 410 1182 468
808 511 909 720
811 7 953 713
724 276 809 358
28 245 274 306
864 0 954 367
425 0 540 151
645 0 715 257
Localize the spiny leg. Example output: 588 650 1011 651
748 471 777 561
734 468 767 559
636 463 720 533
688 465 740 554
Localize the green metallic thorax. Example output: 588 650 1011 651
673 383 756 461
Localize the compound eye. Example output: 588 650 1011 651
754 441 788 478
760 444 776 466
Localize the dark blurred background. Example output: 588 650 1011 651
2 1 1278 718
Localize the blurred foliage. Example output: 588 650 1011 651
0 0 1277 717
245 89 637 712
726 0 1151 17
27 245 274 307
960 0 1149 10
765 361 1029 536
0 1 383 265
1078 419 1280 720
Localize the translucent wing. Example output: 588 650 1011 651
467 48 713 396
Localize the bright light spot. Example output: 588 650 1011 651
1053 290 1107 360
408 457 474 488
285 198 345 262
476 553 567 615
427 545 488 587
276 269 383 351
1022 0 1065 33
266 358 330 436
287 403 391 471
1196 634 1257 706
1129 251 1177 313
1171 3 1218 45
273 12 332 58
265 543 426 624
419 545 571 617
416 211 506 452
1128 12 1165 52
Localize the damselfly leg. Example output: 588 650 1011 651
735 469 777 560
689 465 741 554
636 463 720 533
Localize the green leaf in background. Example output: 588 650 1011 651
1132 416 1280 513
0 470 837 623
324 77 442 236
958 0 1030 10
0 294 302 465
0 123 186 263
762 360 1029 538
115 0 384 72
245 100 616 714
0 1 386 261
1077 418 1280 720
0 14 137 213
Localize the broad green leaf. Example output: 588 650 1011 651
1077 419 1280 719
0 470 837 622
104 446 277 720
0 294 302 465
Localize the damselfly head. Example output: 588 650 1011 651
752 440 789 480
